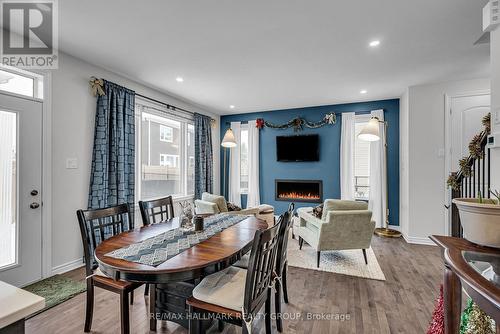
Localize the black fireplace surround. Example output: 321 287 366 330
275 179 323 203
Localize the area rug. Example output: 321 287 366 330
23 275 86 315
287 238 386 281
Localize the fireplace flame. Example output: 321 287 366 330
278 192 320 200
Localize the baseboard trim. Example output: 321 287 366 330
51 258 84 275
402 234 437 246
387 225 401 232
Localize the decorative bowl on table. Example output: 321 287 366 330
453 198 500 248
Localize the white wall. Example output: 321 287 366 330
49 53 220 273
402 78 490 244
490 28 500 191
399 88 409 238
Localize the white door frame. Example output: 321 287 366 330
41 71 52 278
443 90 490 236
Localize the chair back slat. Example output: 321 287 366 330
76 203 132 276
243 217 282 318
139 196 175 226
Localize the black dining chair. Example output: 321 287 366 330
186 218 282 334
76 203 143 334
232 204 295 332
274 203 295 332
138 195 175 225
138 195 175 298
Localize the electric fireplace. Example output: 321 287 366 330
275 179 323 203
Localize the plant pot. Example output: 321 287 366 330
453 198 500 248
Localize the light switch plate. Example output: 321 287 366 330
66 158 78 169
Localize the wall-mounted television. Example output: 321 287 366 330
276 134 319 162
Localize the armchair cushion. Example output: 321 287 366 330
201 192 228 213
321 199 368 220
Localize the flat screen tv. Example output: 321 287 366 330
276 134 319 162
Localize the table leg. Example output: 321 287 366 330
150 284 157 331
444 266 461 334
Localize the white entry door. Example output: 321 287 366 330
449 93 490 172
0 92 43 287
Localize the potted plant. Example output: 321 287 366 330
453 190 500 248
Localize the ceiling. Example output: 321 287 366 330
58 0 490 114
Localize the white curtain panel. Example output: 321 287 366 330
340 112 356 200
368 109 387 228
246 120 261 208
228 122 241 206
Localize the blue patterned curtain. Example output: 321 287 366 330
194 113 213 199
88 80 135 217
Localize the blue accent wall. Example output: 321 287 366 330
220 99 400 226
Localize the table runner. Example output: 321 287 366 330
104 213 249 267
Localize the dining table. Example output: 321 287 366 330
94 214 268 332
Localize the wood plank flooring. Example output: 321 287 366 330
26 236 443 333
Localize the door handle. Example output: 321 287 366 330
31 189 39 196
30 202 40 209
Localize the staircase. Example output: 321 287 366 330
449 114 491 237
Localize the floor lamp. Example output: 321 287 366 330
221 128 237 199
358 116 401 238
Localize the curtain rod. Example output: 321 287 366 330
90 77 215 122
135 93 216 123
135 93 216 122
135 93 193 115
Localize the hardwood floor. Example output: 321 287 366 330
26 236 443 333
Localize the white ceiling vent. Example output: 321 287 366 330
483 0 499 32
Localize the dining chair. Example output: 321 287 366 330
138 195 175 225
232 204 295 332
186 219 282 334
138 195 175 297
76 203 142 334
274 203 294 332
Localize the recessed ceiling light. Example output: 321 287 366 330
369 40 380 47
360 90 367 94
229 105 235 109
176 77 184 82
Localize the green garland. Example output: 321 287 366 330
447 173 460 191
483 113 491 135
257 113 336 132
447 112 491 190
469 133 484 159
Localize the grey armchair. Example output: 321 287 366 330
296 199 375 268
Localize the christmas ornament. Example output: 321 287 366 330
427 285 444 334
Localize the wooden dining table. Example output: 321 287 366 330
94 214 268 331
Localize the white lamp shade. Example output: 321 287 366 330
358 117 381 142
221 128 237 147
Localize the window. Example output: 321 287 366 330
0 67 43 99
240 125 249 193
354 118 371 200
187 125 195 195
160 154 179 167
160 125 173 142
136 98 194 200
